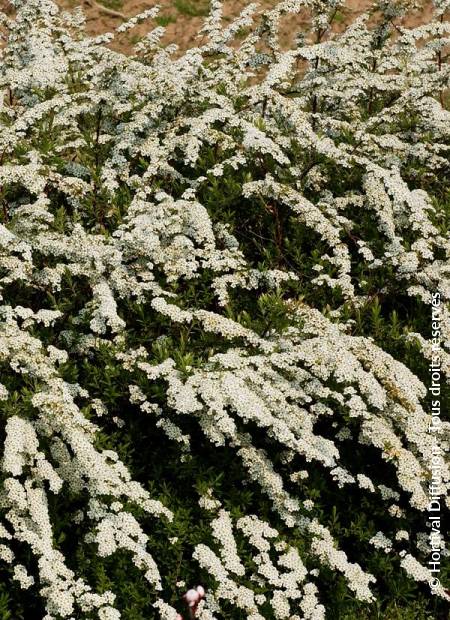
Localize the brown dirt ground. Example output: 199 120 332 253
0 1 438 54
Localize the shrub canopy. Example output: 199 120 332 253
0 1 449 619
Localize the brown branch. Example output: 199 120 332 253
0 189 7 223
83 0 126 20
0 149 8 223
438 14 444 107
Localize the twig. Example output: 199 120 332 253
83 0 126 20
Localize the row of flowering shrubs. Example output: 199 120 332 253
0 0 448 618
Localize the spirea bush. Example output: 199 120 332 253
0 0 449 618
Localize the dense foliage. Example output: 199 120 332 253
0 0 449 618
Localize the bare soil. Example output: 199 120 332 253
1 0 435 55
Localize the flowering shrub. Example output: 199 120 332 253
0 0 449 618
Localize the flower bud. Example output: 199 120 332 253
184 589 200 606
196 585 205 598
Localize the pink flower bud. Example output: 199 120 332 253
176 615 184 620
184 589 200 606
196 585 205 598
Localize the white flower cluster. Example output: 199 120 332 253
0 314 172 617
369 531 392 553
194 508 324 619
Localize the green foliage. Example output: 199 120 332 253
173 0 210 17
155 14 178 28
